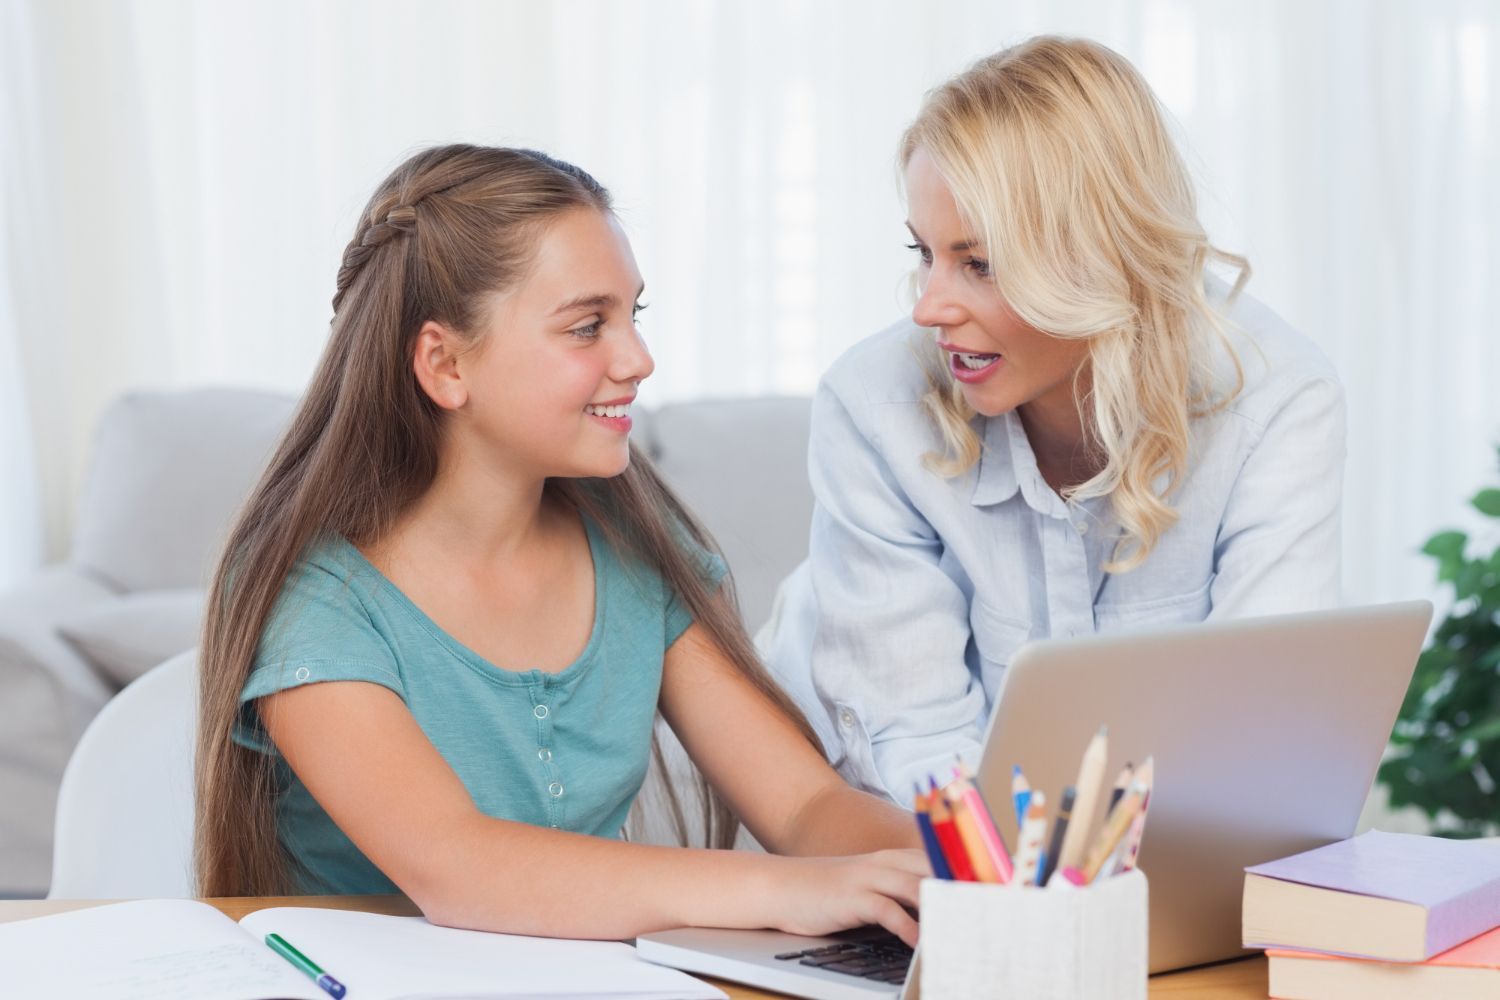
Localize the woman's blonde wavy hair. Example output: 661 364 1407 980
899 36 1249 571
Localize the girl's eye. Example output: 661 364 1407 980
904 241 933 266
965 257 992 278
570 320 603 340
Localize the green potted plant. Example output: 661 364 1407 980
1378 458 1500 838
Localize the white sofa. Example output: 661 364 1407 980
0 388 814 896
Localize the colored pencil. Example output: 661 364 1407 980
1078 774 1147 883
1011 764 1032 829
950 770 1014 884
947 785 1002 883
1012 789 1048 886
1040 785 1075 887
927 778 978 881
1113 757 1155 875
912 783 954 880
1108 761 1134 813
1056 725 1109 873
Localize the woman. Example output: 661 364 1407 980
195 145 926 945
763 37 1345 801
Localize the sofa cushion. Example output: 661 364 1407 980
71 389 296 592
642 396 813 633
54 589 205 688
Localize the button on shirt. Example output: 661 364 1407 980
235 515 720 894
761 280 1345 802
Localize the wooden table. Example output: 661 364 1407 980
0 895 1267 997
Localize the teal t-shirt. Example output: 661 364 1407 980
234 514 723 894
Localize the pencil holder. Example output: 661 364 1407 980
918 869 1148 1000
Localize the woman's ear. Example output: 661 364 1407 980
412 320 469 410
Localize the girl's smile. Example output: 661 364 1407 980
584 395 635 432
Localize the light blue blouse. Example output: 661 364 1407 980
235 515 719 894
761 279 1345 803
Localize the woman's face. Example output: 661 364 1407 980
903 146 1089 420
447 206 653 482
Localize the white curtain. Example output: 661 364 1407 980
0 0 45 587
4 0 1496 607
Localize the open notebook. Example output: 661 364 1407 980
0 900 726 1000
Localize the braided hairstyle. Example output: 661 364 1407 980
196 145 821 896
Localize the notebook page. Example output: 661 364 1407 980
237 907 726 999
0 899 322 1000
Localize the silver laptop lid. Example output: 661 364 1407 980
975 600 1431 972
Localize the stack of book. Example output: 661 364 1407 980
1241 830 1500 999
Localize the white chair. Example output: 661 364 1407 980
47 650 197 898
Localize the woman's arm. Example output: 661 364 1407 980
794 373 989 801
259 681 926 945
1209 374 1345 617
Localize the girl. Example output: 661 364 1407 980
194 145 925 945
763 37 1346 801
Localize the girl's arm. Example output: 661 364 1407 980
659 620 924 858
259 681 925 945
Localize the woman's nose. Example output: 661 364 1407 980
911 266 964 330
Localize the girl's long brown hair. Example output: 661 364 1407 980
195 144 820 897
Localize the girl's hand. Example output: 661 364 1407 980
767 848 930 947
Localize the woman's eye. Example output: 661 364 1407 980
570 320 603 340
904 242 933 265
965 257 992 278
632 302 649 325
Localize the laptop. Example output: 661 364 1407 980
636 600 1432 999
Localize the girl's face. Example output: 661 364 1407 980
903 146 1089 419
444 207 653 482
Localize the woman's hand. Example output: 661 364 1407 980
764 848 930 947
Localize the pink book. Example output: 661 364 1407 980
1268 924 1500 1000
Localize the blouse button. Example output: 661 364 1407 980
1074 520 1089 535
538 747 552 762
548 781 565 797
294 666 311 682
839 708 855 729
533 704 549 720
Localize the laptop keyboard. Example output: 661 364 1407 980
773 926 912 985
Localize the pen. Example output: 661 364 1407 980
265 933 347 999
1055 725 1108 874
1039 785 1075 887
912 783 954 880
1011 764 1032 829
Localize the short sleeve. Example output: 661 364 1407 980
233 550 406 754
663 541 729 649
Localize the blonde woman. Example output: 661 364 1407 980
763 37 1345 801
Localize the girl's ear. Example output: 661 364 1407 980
412 320 469 410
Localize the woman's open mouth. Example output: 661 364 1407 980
949 350 1003 383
